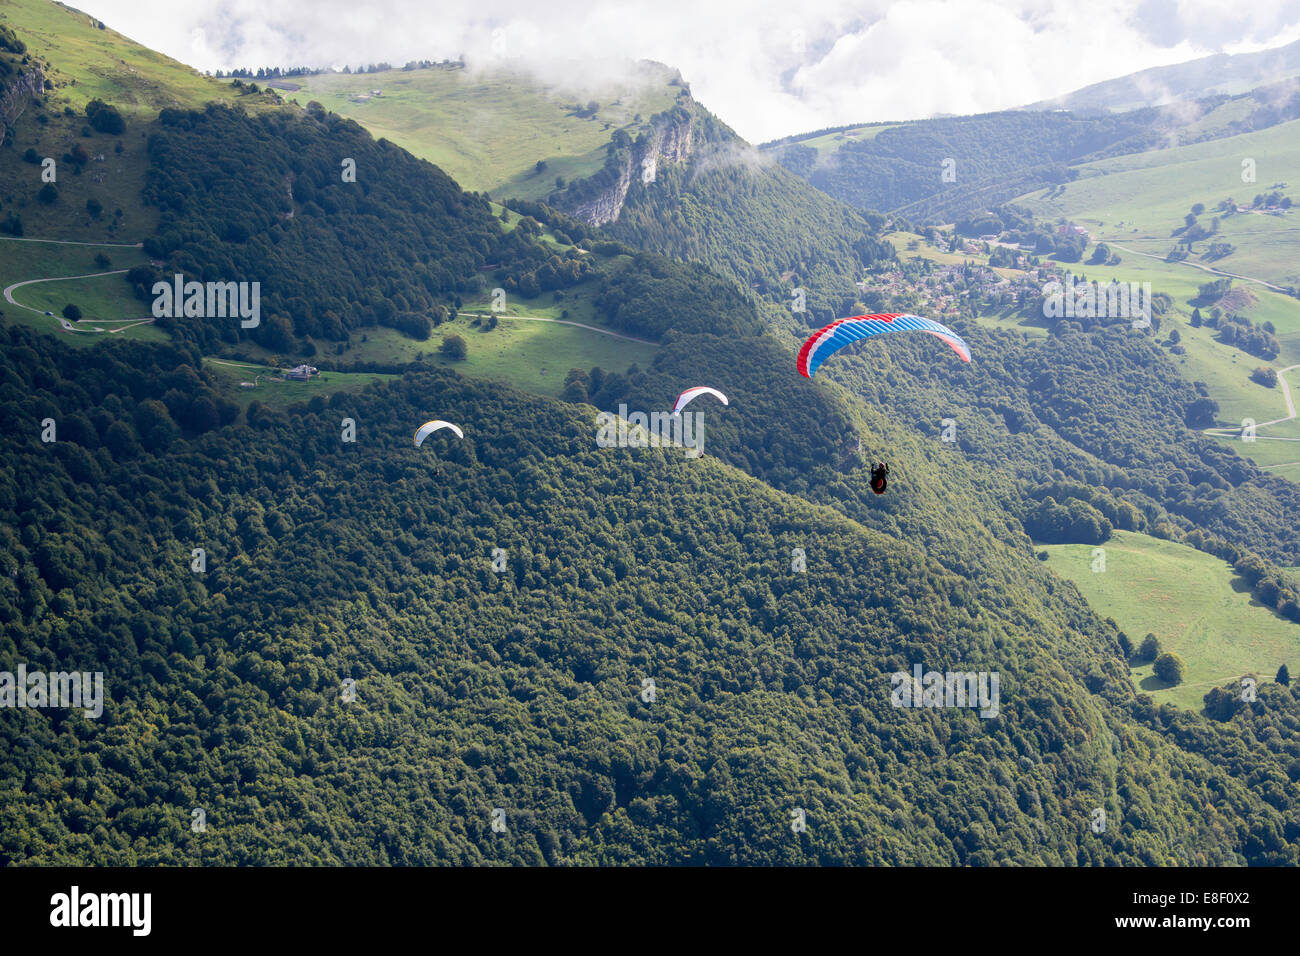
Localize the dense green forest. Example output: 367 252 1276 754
598 313 1300 618
2 10 1299 867
2 324 1297 864
136 103 500 352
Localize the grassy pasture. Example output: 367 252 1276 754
1041 531 1300 710
294 62 679 199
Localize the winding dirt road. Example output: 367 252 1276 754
3 269 152 332
1108 241 1291 293
0 237 143 248
1271 364 1298 424
1204 364 1300 443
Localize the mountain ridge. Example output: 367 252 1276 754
1024 38 1300 114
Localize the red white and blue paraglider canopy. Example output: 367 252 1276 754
797 313 971 378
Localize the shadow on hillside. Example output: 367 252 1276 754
1227 575 1288 615
1138 673 1175 692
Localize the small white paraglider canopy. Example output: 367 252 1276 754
414 420 464 446
671 386 729 416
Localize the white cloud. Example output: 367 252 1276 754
72 0 1300 141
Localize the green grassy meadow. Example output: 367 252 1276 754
204 358 397 410
293 62 679 199
0 236 162 342
6 265 145 318
0 236 145 285
1015 118 1300 287
1041 531 1300 709
0 105 158 242
0 0 242 117
778 123 898 158
301 314 656 400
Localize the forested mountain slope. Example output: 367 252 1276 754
1 4 1298 868
576 100 895 318
136 103 504 353
764 82 1300 224
1 326 1293 865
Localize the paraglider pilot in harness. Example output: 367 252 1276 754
870 461 889 495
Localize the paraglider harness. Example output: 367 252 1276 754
870 462 889 495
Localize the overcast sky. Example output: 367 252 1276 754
75 0 1300 142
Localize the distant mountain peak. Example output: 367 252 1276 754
1023 38 1300 114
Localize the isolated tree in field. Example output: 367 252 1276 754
1190 307 1202 327
440 334 467 361
38 183 58 205
1138 633 1160 661
85 99 125 134
1278 664 1290 686
1184 396 1219 428
561 368 589 403
1153 652 1185 685
535 160 546 174
62 304 82 321
1168 328 1180 345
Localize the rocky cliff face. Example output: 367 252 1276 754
0 66 45 129
562 102 695 227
